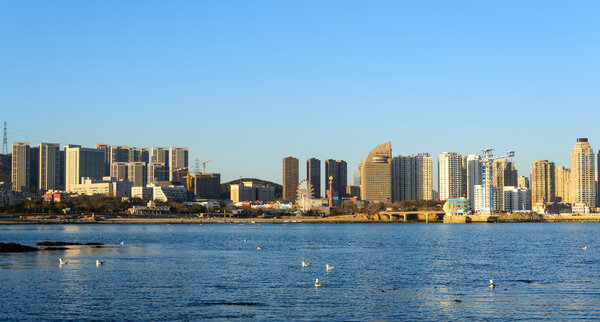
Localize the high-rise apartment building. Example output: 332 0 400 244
39 143 61 192
360 142 392 203
95 144 111 176
517 175 532 210
461 156 468 198
169 147 189 182
503 186 530 211
325 159 347 198
555 166 571 203
110 146 132 164
29 146 39 193
571 138 596 206
391 153 433 201
473 184 501 212
466 154 482 206
438 152 463 200
110 162 129 181
354 161 362 187
127 162 147 187
391 155 412 202
151 147 170 167
517 176 530 189
11 142 30 192
64 145 105 192
306 158 321 198
282 157 299 202
130 147 149 163
531 160 555 203
493 159 518 210
147 162 168 184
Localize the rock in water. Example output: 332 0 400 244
0 243 38 252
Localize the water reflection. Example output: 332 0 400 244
1 223 600 320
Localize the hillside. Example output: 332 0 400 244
0 154 10 182
221 178 282 199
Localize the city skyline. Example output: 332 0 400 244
2 1 600 184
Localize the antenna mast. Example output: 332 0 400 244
2 122 7 155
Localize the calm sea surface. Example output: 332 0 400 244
1 223 599 321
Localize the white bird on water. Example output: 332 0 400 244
120 241 125 245
489 280 496 289
581 246 587 251
96 260 106 266
314 278 322 287
59 258 67 265
326 264 335 271
256 247 262 250
302 261 311 267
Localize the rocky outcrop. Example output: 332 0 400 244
36 242 104 246
0 243 38 252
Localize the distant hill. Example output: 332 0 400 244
221 178 282 199
0 154 10 182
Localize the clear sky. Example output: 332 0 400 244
1 1 599 187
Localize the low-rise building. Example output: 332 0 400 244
43 190 69 202
572 202 591 214
230 181 276 202
131 186 153 200
153 185 187 202
70 177 133 197
443 198 472 216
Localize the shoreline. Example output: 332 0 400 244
1 214 600 224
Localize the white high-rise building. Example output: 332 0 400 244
571 138 596 206
503 186 530 211
474 185 501 212
466 154 482 207
438 152 463 200
65 145 105 192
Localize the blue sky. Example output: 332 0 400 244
1 1 599 186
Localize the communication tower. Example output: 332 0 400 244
2 122 6 155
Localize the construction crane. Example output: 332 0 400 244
201 160 213 174
480 148 515 215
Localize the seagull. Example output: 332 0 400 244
326 264 335 271
314 278 322 287
120 241 125 245
489 280 496 289
256 247 262 250
243 239 247 243
302 261 311 267
59 258 67 265
347 243 351 246
581 246 587 251
96 260 106 266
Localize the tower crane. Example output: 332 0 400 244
201 160 213 174
480 149 515 215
